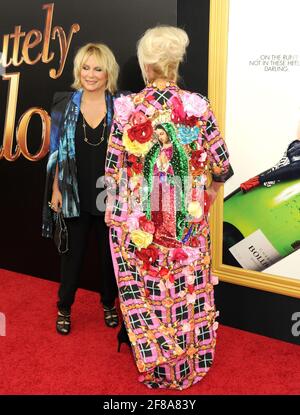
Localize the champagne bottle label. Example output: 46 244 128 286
229 229 282 271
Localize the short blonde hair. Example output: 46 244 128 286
72 43 119 94
137 26 189 83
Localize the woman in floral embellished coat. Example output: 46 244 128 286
105 26 234 389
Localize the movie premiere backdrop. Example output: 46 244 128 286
0 0 177 288
222 0 300 282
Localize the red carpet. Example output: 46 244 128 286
0 268 299 395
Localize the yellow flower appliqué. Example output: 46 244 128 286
188 201 203 219
123 132 152 156
131 229 153 249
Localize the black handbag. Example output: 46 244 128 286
53 210 69 254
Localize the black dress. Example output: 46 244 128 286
75 111 107 215
57 111 117 312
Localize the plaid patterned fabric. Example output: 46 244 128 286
203 112 233 182
106 83 233 390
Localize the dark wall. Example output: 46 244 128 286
177 0 209 95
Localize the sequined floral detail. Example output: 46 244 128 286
211 275 219 285
126 208 143 231
130 229 153 249
182 322 192 333
136 244 159 265
187 292 196 304
128 119 153 144
130 111 148 125
139 215 155 234
190 149 207 175
188 201 203 219
123 132 152 156
127 154 143 175
181 92 207 117
171 96 186 123
177 125 200 145
171 247 188 262
114 95 135 122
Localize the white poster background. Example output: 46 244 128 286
224 0 300 279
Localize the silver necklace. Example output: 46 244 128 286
82 113 107 146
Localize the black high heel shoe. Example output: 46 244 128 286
103 305 119 328
117 322 131 352
56 310 71 335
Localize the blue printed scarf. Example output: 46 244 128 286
42 89 114 238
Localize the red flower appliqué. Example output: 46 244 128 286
139 215 155 234
128 120 153 144
191 149 206 169
136 245 159 264
204 191 210 216
171 96 186 124
189 236 200 247
185 115 199 127
127 154 143 176
157 267 170 279
171 97 201 126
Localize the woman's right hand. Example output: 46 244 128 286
50 189 62 213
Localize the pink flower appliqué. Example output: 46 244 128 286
179 247 199 266
181 92 207 118
178 290 186 298
186 274 195 285
171 248 188 263
130 111 148 125
211 275 219 285
127 211 144 232
114 95 135 123
212 322 219 331
187 292 196 304
204 302 214 313
182 323 191 333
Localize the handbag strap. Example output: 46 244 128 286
57 211 67 231
56 210 68 254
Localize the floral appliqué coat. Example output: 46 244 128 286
105 81 233 389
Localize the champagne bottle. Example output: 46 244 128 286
223 140 300 271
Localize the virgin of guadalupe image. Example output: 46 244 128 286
144 123 188 248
